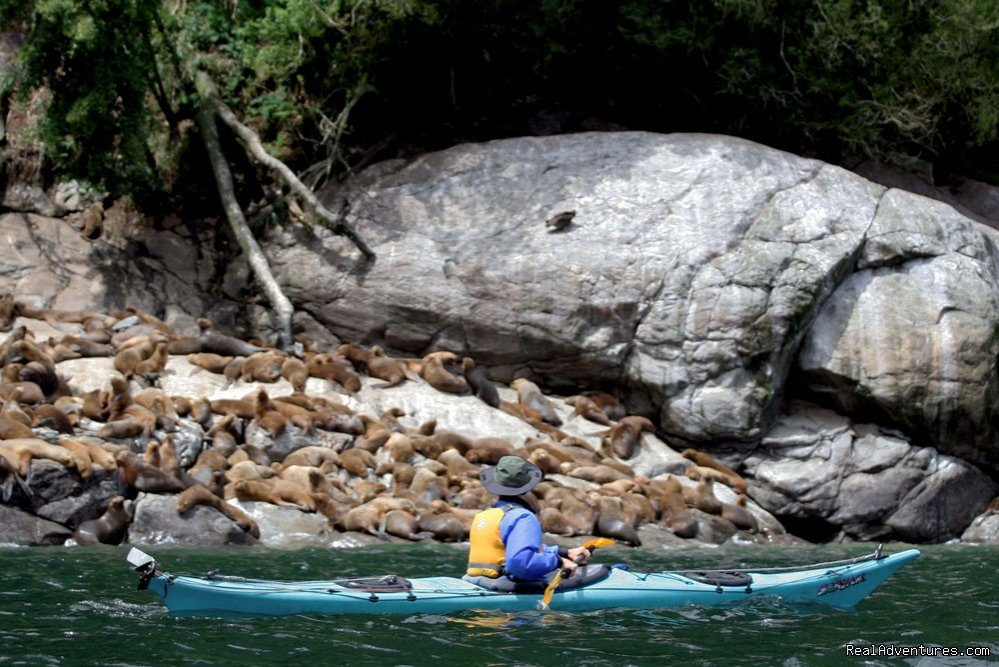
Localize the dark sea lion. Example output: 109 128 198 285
461 357 500 407
73 496 132 546
581 391 627 421
593 495 641 547
32 404 76 434
115 450 186 493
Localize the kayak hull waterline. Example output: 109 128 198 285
128 547 920 617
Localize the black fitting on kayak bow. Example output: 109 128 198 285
368 594 379 603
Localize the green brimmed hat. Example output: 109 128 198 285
480 455 543 495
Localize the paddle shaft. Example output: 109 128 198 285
539 538 616 609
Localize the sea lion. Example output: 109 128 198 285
279 446 341 471
579 391 626 421
592 495 641 547
565 394 611 425
437 447 480 483
721 495 758 532
408 467 448 504
384 509 423 541
81 388 110 422
113 334 166 378
539 486 596 536
0 438 79 476
176 484 260 538
306 353 361 393
226 459 275 482
187 352 234 374
134 341 169 381
191 318 264 357
461 357 499 408
55 438 95 478
561 462 629 484
114 450 186 493
18 360 60 397
545 210 575 232
417 504 468 542
464 437 517 465
73 496 132 546
252 389 287 438
240 350 286 383
653 475 699 539
79 202 104 240
222 357 246 384
0 416 34 440
432 430 473 456
280 357 309 392
337 344 407 387
682 449 748 493
340 447 376 477
0 381 45 406
681 480 723 515
231 478 316 511
540 505 573 536
0 292 15 331
419 351 469 395
510 378 562 425
601 416 655 459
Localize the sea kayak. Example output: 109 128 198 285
126 546 919 617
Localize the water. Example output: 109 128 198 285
0 542 994 666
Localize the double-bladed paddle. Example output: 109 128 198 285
538 537 616 610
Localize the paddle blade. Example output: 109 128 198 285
538 570 564 610
583 537 616 551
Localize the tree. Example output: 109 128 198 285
2 0 385 348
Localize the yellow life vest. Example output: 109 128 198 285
466 505 514 578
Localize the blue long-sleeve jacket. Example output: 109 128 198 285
496 498 561 581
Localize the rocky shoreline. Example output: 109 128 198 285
1 308 996 550
2 132 998 548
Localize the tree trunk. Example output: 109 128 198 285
195 71 375 261
195 104 295 350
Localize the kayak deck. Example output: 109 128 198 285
129 547 920 617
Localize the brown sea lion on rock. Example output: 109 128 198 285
581 391 627 421
418 503 468 542
464 437 517 465
176 484 260 538
73 496 132 546
241 351 286 383
230 478 316 511
280 357 309 392
337 344 407 387
461 357 499 408
565 395 611 425
115 450 186 493
134 341 169 381
408 467 448 504
0 438 79 476
682 480 723 515
0 293 15 331
600 416 655 459
561 462 629 484
510 378 562 425
419 351 469 394
187 353 234 374
168 318 263 357
0 416 34 439
652 475 699 539
339 447 376 478
113 334 167 378
682 449 748 493
540 506 573 536
306 353 361 393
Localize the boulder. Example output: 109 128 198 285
740 402 996 542
0 504 72 546
797 191 999 470
961 511 999 544
225 499 343 548
129 493 257 546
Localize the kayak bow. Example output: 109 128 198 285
126 546 919 617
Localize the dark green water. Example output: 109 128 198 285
0 542 994 666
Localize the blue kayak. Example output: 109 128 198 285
127 546 919 617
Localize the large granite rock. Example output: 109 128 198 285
740 402 996 543
129 493 258 546
253 132 999 471
0 504 72 546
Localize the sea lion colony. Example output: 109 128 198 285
0 295 758 547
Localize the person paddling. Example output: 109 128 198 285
465 455 590 585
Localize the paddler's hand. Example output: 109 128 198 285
560 557 580 575
567 546 591 565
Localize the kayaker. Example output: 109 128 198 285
466 455 590 584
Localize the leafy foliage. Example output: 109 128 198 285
3 0 997 206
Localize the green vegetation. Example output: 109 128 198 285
2 0 997 204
